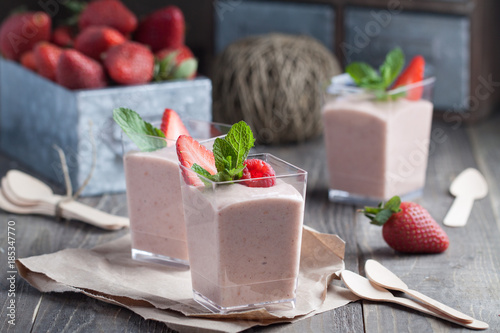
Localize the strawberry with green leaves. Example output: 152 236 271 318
112 108 276 188
179 121 276 188
154 45 197 81
346 48 426 101
360 196 449 254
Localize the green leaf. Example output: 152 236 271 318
170 59 198 80
225 121 255 167
379 47 404 88
191 163 215 186
346 62 382 88
113 108 166 152
359 195 402 226
154 52 178 81
384 196 402 213
213 137 238 172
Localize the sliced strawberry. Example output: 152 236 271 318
241 159 276 188
160 108 189 141
392 55 425 101
176 135 216 185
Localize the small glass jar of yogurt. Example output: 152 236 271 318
179 153 307 313
322 74 435 205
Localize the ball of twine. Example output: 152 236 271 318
213 33 341 144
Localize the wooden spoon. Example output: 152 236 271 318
341 270 488 330
444 168 488 227
0 188 54 216
365 260 474 323
5 170 129 230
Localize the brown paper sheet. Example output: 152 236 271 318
17 226 359 332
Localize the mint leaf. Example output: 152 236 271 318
225 121 255 167
192 121 255 185
113 107 166 152
379 47 404 88
213 137 238 171
346 62 382 88
345 47 405 98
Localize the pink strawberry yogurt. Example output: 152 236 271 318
323 97 433 202
124 146 189 265
180 158 306 311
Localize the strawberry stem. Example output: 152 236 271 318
360 196 402 226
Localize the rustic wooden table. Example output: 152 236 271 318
1 114 499 332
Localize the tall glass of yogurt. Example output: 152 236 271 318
179 153 307 313
122 121 230 267
322 75 435 205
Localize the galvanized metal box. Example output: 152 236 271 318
0 58 212 196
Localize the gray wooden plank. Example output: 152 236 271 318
356 121 500 332
467 112 500 226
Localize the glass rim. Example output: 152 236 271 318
326 74 436 97
179 153 307 186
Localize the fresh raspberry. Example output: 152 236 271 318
241 159 276 188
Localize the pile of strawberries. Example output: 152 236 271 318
0 0 197 90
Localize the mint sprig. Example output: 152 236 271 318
191 121 255 184
345 47 405 100
113 107 166 152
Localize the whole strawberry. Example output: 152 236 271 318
104 41 154 85
56 49 107 90
0 11 51 61
20 51 37 71
75 26 126 60
34 42 62 81
154 45 197 81
79 0 137 36
361 196 449 253
51 25 75 48
135 6 185 52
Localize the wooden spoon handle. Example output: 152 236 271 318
444 195 474 227
406 289 474 323
59 200 129 230
389 297 488 330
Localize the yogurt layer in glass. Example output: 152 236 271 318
322 76 435 205
179 153 307 313
122 121 229 267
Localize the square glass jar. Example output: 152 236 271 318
322 75 435 205
179 153 307 313
122 120 230 267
